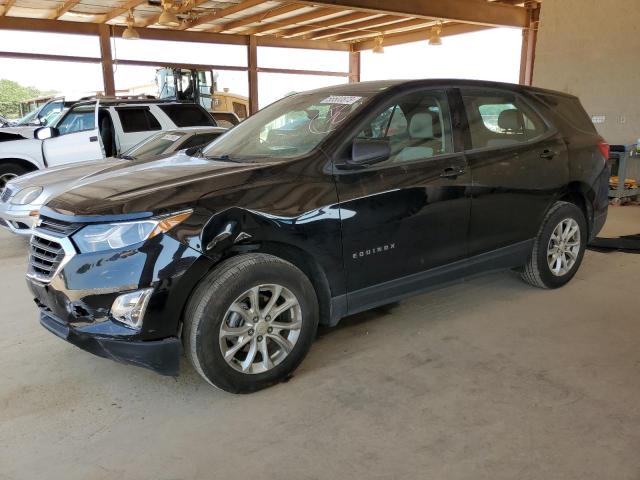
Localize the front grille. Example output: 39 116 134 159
37 215 83 236
0 186 13 203
28 235 65 282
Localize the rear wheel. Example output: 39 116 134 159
0 162 30 189
521 201 587 289
183 253 319 393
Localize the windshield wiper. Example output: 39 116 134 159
118 154 136 160
205 154 241 163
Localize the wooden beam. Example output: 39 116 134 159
258 66 347 77
0 0 16 17
248 35 259 114
352 22 491 50
100 0 147 23
0 16 100 34
0 51 101 63
255 34 349 50
328 17 434 42
210 4 308 33
241 7 339 35
348 50 360 83
280 11 376 37
98 24 115 96
298 0 528 28
519 1 540 85
0 17 350 51
49 0 82 19
181 0 264 30
308 14 406 40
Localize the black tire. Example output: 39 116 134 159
0 162 30 189
521 201 587 289
183 253 319 393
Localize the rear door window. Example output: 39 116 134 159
116 107 162 133
159 104 216 127
461 89 547 149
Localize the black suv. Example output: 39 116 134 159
26 80 609 393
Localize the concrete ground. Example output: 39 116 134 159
1 207 640 480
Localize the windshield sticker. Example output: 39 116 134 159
161 134 181 141
320 95 362 105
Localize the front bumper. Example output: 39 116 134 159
0 204 37 235
27 231 214 376
40 311 181 375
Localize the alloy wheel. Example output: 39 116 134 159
219 284 302 374
547 218 581 276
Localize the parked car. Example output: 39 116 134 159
0 99 217 188
0 97 71 139
0 126 227 235
26 80 609 393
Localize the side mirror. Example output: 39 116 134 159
350 138 390 166
34 126 58 140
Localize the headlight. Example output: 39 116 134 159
72 210 192 253
10 186 43 205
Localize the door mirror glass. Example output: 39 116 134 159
34 126 58 140
351 138 390 165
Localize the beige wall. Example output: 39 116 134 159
534 0 640 145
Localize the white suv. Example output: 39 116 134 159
0 98 216 188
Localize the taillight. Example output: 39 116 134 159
597 138 610 162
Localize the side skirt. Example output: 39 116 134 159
332 239 533 321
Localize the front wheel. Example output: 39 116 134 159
521 201 587 289
183 253 319 393
0 162 30 190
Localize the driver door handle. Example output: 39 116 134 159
89 136 98 142
440 166 466 179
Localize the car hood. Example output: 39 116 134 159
11 159 125 193
45 151 280 218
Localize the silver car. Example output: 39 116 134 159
0 126 227 235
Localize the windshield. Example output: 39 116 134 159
124 131 187 159
202 91 370 161
14 110 37 126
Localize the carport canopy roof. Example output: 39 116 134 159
0 0 533 51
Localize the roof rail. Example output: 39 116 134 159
77 94 158 101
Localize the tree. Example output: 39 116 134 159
0 79 55 119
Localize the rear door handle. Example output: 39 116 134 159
89 136 98 142
440 166 465 179
540 149 556 160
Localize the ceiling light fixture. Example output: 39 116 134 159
429 21 443 46
122 9 140 40
158 0 181 27
372 36 384 54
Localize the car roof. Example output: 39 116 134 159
302 79 579 100
72 99 202 107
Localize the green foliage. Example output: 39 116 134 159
0 79 54 119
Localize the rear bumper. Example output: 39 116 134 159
40 311 181 376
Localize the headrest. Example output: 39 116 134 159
497 109 523 131
409 112 434 139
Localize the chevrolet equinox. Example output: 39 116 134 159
24 80 609 393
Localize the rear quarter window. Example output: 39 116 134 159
159 104 216 127
533 93 597 135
